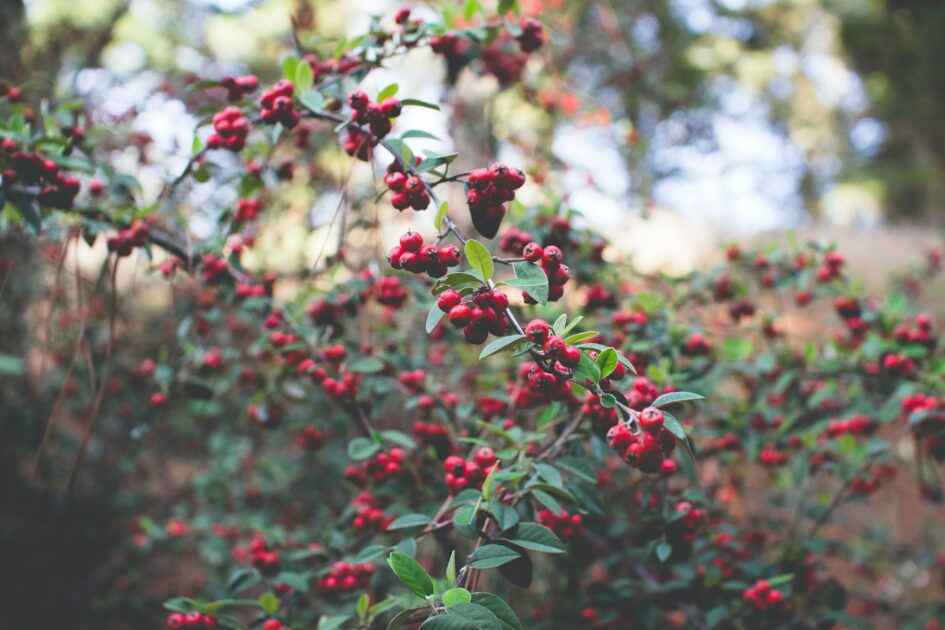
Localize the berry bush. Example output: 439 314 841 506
1 3 945 629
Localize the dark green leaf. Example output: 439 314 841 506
387 551 434 598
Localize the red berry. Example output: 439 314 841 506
639 407 664 433
437 289 462 313
525 319 550 344
399 231 423 252
522 242 542 262
544 335 566 357
448 304 473 327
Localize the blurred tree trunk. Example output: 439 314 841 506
0 0 26 79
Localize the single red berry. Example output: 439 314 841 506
639 407 665 433
522 242 542 262
438 244 461 266
525 319 550 344
437 289 462 313
541 245 563 267
399 231 423 252
558 345 581 368
448 304 473 327
543 335 566 357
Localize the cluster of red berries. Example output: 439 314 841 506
606 407 677 473
666 501 706 545
465 162 526 238
388 231 461 278
522 243 569 302
321 371 361 403
220 74 258 101
538 509 584 541
824 415 876 439
349 89 401 137
758 443 787 467
413 420 451 455
208 106 251 151
516 17 545 52
166 612 218 628
894 312 935 349
385 161 430 210
430 32 468 58
443 447 497 494
342 89 400 160
345 449 407 485
297 426 325 450
879 352 916 377
106 218 151 257
849 463 897 495
2 150 82 209
728 299 757 322
582 391 618 428
583 283 616 310
234 197 263 223
249 538 281 577
373 275 409 309
259 80 300 129
352 492 393 533
317 560 375 594
304 51 361 84
398 369 425 392
437 287 511 345
815 251 845 282
742 579 786 613
512 361 572 408
682 333 712 357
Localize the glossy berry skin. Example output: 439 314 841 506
438 244 461 266
559 345 581 368
448 304 473 327
639 406 665 433
526 319 550 344
541 245 563 267
399 231 423 252
437 289 462 313
543 335 566 357
522 242 543 262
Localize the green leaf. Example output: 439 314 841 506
258 593 279 614
464 0 480 20
501 523 566 553
534 462 562 487
465 239 493 282
387 551 434 598
402 129 440 141
387 607 422 630
446 551 457 583
596 347 617 378
578 343 636 373
382 430 417 449
552 314 567 335
11 196 41 234
358 593 370 619
479 334 528 360
768 573 794 587
299 90 325 113
434 201 450 231
660 411 687 441
573 351 601 386
599 393 616 408
506 263 548 304
348 437 380 460
319 615 351 630
295 61 314 93
481 464 499 501
468 544 521 569
433 272 484 294
443 588 472 607
378 83 399 102
0 353 25 376
282 56 300 82
427 302 446 334
563 331 598 344
349 357 385 373
470 593 522 630
652 391 705 408
400 98 441 110
656 542 672 563
387 514 432 530
444 603 501 630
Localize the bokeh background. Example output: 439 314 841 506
2 0 945 627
